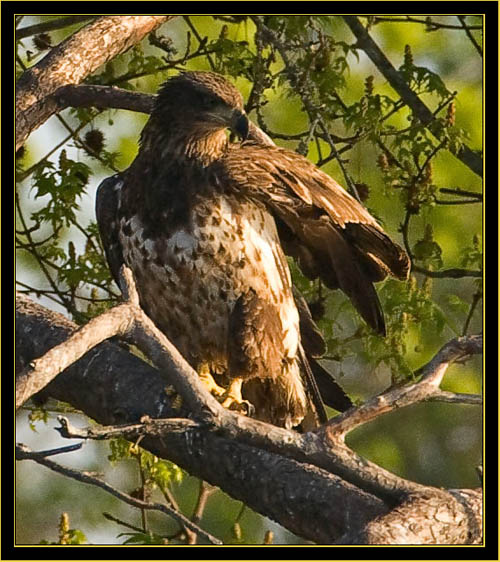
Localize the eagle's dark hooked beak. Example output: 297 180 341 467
231 110 249 141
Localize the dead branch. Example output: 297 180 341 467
56 415 200 441
320 335 482 442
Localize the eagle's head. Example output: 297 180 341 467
153 71 249 140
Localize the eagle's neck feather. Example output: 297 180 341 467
141 123 228 167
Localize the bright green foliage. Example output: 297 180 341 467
32 151 90 229
118 531 167 545
413 224 443 269
108 437 184 489
461 234 482 270
27 407 49 431
399 44 450 98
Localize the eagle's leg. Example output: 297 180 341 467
198 363 225 397
221 378 255 416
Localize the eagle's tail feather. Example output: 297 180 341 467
297 344 328 431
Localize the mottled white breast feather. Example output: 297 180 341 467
118 194 301 380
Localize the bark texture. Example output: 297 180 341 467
15 294 483 544
15 15 173 149
15 294 387 543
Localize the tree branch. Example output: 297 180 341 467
457 15 483 56
55 84 155 114
15 443 222 545
16 15 174 149
319 335 482 441
15 16 98 40
336 488 482 544
342 16 482 178
16 285 483 543
15 301 135 409
15 291 387 543
412 265 482 279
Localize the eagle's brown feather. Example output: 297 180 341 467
96 71 409 429
213 142 410 333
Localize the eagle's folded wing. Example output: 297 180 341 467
95 174 124 288
215 143 410 335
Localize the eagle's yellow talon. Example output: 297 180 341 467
198 366 226 397
221 395 255 416
171 394 183 411
219 377 254 416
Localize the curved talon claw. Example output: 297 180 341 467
221 395 255 417
219 377 254 416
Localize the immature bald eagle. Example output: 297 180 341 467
96 71 409 429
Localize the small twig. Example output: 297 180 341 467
16 442 83 458
434 198 482 205
183 16 215 71
103 512 146 534
186 481 216 544
457 16 483 56
462 290 482 336
439 187 482 200
16 443 222 545
412 265 482 279
56 415 199 441
15 192 71 311
425 391 481 406
358 15 482 31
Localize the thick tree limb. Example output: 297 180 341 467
15 290 482 543
16 15 174 149
336 489 483 545
342 16 482 178
15 292 387 543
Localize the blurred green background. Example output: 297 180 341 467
16 15 482 545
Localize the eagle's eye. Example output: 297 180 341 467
201 96 219 110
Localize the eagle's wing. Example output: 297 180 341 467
215 143 410 335
95 174 125 289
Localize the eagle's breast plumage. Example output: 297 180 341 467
114 172 308 427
